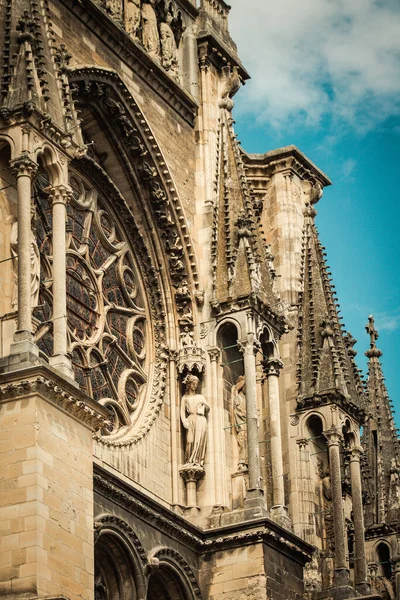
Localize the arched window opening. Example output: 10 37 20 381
377 542 392 581
0 142 17 318
217 323 243 412
32 167 154 434
95 533 145 600
147 566 190 600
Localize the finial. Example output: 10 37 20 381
344 331 357 357
365 315 382 359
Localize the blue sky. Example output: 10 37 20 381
229 0 400 417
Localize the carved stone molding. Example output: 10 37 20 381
93 468 314 561
61 0 198 125
69 68 199 322
150 547 201 598
0 368 110 430
177 347 206 374
94 514 147 563
179 464 205 484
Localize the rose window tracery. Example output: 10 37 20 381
33 170 154 435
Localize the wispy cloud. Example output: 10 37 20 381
230 0 400 134
375 310 400 333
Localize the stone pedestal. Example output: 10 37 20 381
0 366 108 600
180 464 204 508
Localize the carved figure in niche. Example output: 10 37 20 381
10 217 40 310
231 376 248 472
180 326 195 348
390 457 399 485
106 0 123 20
142 0 160 59
180 374 210 467
159 12 178 78
125 0 141 39
179 302 193 326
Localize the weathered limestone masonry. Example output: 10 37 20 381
0 0 397 599
0 367 108 599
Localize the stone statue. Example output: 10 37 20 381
180 374 210 467
10 219 40 310
142 0 160 59
125 0 141 38
159 13 178 78
180 326 195 348
231 375 248 472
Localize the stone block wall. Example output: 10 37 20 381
0 395 95 600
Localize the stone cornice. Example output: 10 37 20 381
175 0 199 18
196 34 249 81
0 363 110 431
212 294 288 337
94 466 314 564
58 0 198 126
296 391 366 423
241 145 331 188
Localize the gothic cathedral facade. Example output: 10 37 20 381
0 2 398 600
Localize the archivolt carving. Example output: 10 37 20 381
33 159 168 446
69 68 199 340
150 547 202 598
94 515 147 564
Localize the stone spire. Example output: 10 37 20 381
362 315 400 528
210 107 283 325
296 203 365 420
0 0 83 150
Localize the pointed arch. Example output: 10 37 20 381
147 547 201 600
68 66 199 297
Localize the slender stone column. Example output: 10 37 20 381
324 428 350 588
393 551 400 600
48 185 74 378
209 347 224 508
349 446 369 594
264 359 285 506
239 337 261 494
10 155 38 342
169 350 179 507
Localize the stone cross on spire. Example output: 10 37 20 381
365 315 382 359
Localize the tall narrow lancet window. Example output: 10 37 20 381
32 169 152 434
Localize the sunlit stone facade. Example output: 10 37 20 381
0 2 398 599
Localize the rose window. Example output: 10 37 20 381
33 170 152 434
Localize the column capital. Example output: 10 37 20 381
296 438 309 449
262 357 283 377
323 428 343 447
349 445 363 461
46 184 73 205
238 339 261 356
10 154 38 178
208 347 220 362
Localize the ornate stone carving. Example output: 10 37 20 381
142 0 160 59
0 373 110 430
125 0 141 38
10 215 40 311
180 374 210 467
177 347 206 375
231 376 248 472
159 13 178 78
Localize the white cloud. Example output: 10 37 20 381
230 0 400 132
375 310 400 333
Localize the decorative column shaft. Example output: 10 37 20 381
240 338 261 494
11 155 38 339
324 429 348 574
169 350 179 507
264 358 285 508
48 185 73 377
349 446 369 594
209 347 224 508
